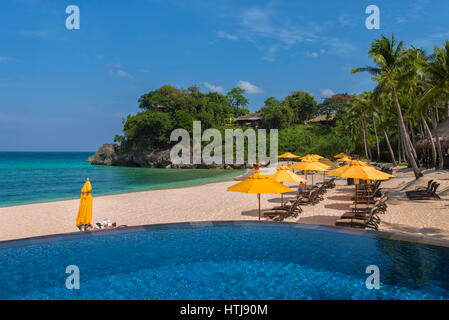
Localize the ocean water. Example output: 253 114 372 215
0 152 244 208
1 224 448 300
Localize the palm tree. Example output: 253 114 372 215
352 34 423 178
350 94 373 160
372 93 397 166
420 40 449 169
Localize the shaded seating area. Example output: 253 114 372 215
326 160 394 230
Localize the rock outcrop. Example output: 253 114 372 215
88 143 253 169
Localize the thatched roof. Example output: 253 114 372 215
305 113 336 124
416 118 449 150
234 112 262 121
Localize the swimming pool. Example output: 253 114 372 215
1 222 448 300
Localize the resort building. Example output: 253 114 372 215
233 112 262 127
416 117 449 169
304 113 336 125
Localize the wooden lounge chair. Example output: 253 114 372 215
298 189 321 205
264 196 303 221
335 209 379 230
406 180 434 196
339 208 381 225
407 183 440 200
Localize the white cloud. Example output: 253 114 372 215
204 82 226 94
326 38 358 57
110 69 132 79
320 89 335 98
263 45 279 62
237 80 263 94
338 14 356 26
395 16 407 24
216 31 239 41
305 51 319 58
17 30 50 39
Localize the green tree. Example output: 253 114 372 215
226 87 249 108
352 34 423 178
283 91 318 124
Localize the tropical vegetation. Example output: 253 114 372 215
114 34 449 179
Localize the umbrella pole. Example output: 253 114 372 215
281 182 284 206
258 193 261 221
312 172 314 189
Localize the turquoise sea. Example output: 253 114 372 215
0 152 244 208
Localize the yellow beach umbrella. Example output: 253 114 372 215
326 160 395 180
318 158 339 168
278 152 300 159
76 178 93 228
337 156 352 163
326 160 394 209
269 166 306 206
289 158 330 188
300 154 323 160
335 153 349 159
227 169 293 221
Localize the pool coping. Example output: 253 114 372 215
1 221 449 249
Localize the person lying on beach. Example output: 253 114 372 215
84 224 98 231
95 220 117 229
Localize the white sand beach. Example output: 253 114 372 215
1 166 449 242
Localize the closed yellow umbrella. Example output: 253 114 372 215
269 166 306 206
227 169 293 221
76 178 93 228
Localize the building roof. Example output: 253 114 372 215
234 112 262 121
305 113 336 124
416 118 449 149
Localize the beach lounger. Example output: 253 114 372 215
339 208 381 225
406 180 435 196
335 209 379 230
264 197 303 221
407 183 440 200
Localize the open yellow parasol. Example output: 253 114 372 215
278 152 300 159
76 178 93 228
318 158 339 168
326 160 394 209
227 169 293 221
289 157 330 188
269 166 306 206
335 153 350 159
337 156 352 163
300 154 323 160
326 160 395 180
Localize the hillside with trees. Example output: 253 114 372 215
96 34 449 178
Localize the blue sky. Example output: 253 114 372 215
1 0 449 151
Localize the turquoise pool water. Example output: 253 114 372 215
0 152 243 207
0 223 448 300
